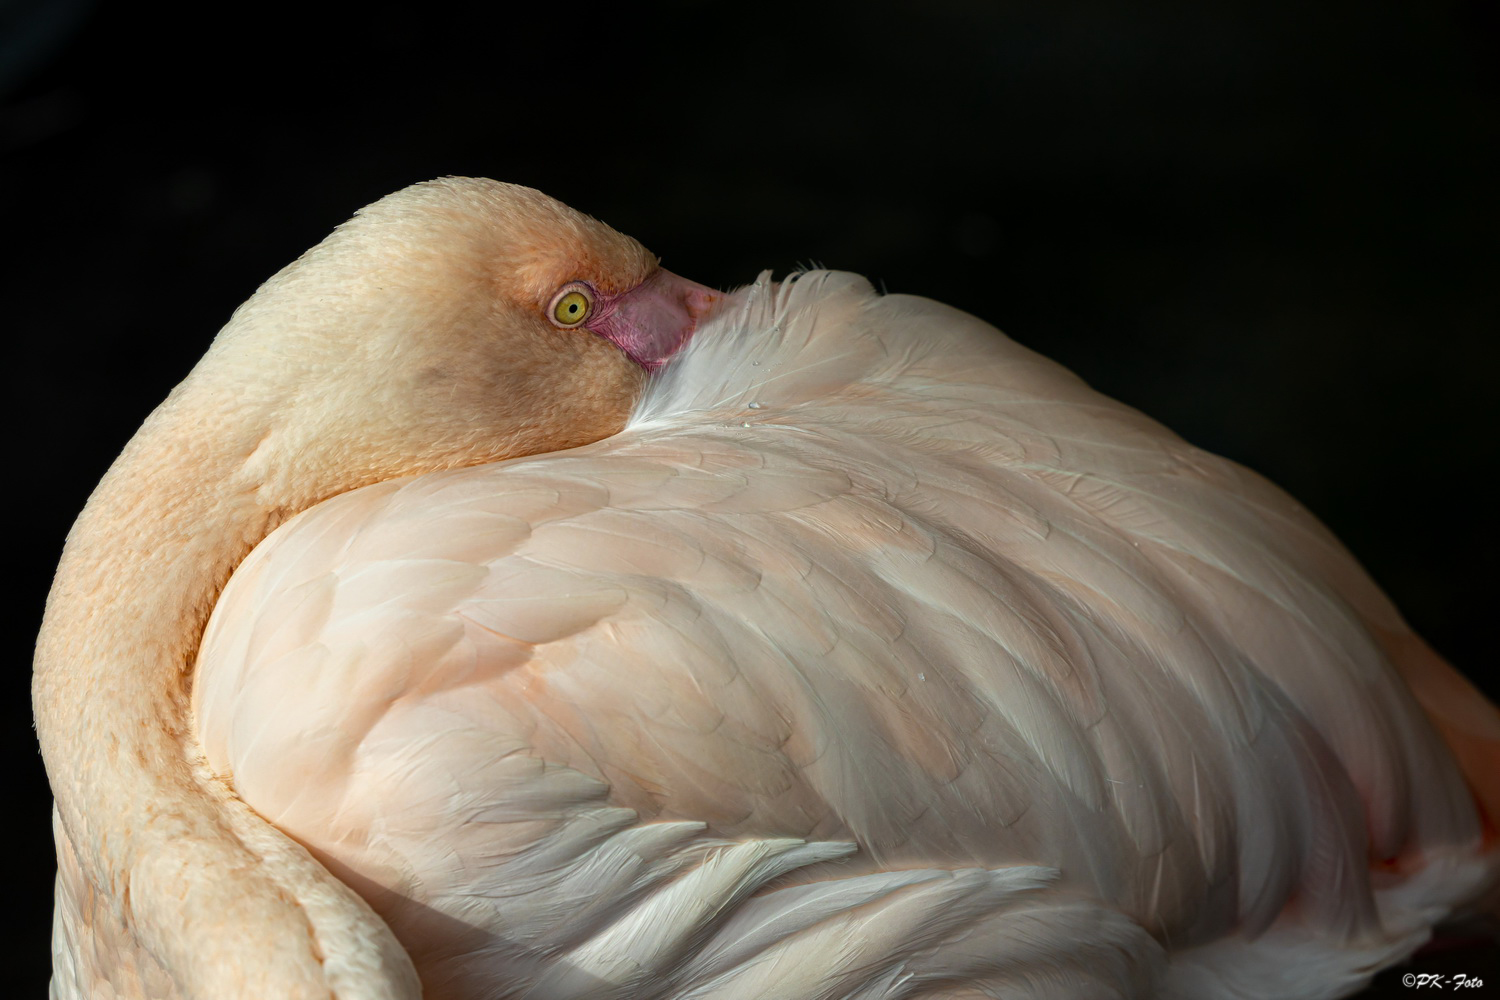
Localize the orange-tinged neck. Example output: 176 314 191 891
33 389 418 998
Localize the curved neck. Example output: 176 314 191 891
34 393 418 998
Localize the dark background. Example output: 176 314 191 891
5 0 1496 993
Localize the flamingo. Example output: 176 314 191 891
34 177 1499 999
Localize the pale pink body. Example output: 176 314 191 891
36 179 1500 999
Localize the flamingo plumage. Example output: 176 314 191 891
35 177 1500 999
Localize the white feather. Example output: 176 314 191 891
188 270 1496 998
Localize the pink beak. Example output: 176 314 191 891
588 269 722 372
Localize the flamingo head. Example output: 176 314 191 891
190 177 723 509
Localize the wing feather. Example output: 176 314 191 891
193 271 1495 998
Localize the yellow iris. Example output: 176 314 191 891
553 290 591 326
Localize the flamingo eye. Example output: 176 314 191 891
549 286 593 328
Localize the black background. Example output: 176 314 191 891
6 0 1497 993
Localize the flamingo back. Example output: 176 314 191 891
192 271 1497 999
